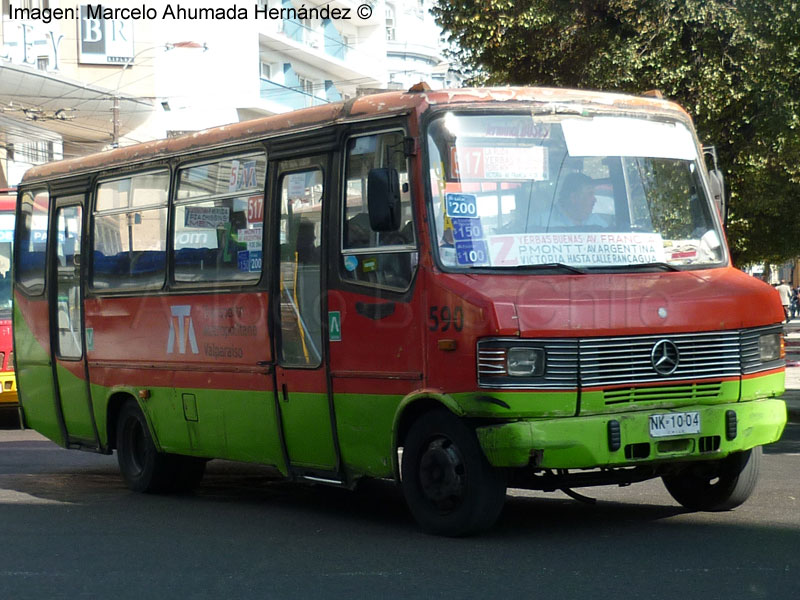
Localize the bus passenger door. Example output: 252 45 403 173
327 128 424 480
51 200 96 446
273 158 338 475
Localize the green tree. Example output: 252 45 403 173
433 0 800 266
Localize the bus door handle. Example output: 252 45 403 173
281 383 289 402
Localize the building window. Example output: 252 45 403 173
298 76 315 99
260 62 271 80
385 5 396 41
302 18 322 48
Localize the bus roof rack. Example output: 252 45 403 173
641 89 664 99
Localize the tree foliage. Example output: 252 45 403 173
432 0 800 265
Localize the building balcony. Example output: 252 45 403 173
257 23 383 86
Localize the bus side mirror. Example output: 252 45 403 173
709 168 726 223
367 167 401 232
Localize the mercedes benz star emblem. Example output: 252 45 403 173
651 339 680 375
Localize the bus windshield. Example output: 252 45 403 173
427 112 725 270
0 211 13 315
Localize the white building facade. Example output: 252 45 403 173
1 0 457 187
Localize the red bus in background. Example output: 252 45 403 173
0 189 17 418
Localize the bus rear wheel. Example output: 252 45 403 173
401 409 506 536
116 400 176 493
661 446 761 511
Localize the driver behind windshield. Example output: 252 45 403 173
548 172 607 228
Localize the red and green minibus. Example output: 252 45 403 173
13 86 787 535
0 189 17 415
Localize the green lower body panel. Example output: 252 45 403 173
475 398 787 469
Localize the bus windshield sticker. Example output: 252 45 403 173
561 117 696 160
456 239 490 266
237 228 262 243
247 195 264 225
237 250 262 272
229 160 259 192
344 255 358 272
484 121 551 139
488 232 666 267
185 206 230 228
248 251 262 272
362 257 377 272
445 193 478 219
450 146 548 180
451 217 484 243
287 174 307 200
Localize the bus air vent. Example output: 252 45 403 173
624 443 650 460
603 382 722 405
699 436 721 453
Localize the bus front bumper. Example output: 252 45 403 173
0 372 18 407
475 398 787 469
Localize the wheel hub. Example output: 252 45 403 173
418 437 465 506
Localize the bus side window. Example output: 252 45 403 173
16 190 50 296
278 168 323 367
91 171 169 291
341 130 417 290
173 153 267 284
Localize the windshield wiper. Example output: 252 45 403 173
598 262 682 272
495 263 588 274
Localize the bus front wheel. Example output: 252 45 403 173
116 400 175 493
661 446 761 511
401 409 506 536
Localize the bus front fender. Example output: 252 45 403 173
391 389 465 479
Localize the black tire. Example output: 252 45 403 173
662 446 761 511
401 409 506 536
116 400 175 493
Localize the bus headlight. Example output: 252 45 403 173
507 347 545 377
759 333 782 362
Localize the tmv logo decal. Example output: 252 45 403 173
167 305 199 354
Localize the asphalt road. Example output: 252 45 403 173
0 415 798 600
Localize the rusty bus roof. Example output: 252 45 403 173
21 86 690 184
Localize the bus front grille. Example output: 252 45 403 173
602 382 722 405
